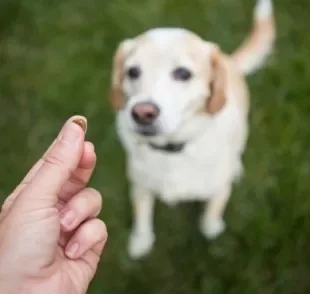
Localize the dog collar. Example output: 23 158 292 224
148 142 186 153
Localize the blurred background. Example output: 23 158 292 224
1 0 310 293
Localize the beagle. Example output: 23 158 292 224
109 0 276 259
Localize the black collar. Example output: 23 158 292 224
148 141 186 153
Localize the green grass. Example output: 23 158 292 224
1 0 310 293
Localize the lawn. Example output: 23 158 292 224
1 0 310 293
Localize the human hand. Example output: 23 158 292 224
0 116 107 294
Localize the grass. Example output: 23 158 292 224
1 0 310 293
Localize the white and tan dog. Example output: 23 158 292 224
109 0 276 259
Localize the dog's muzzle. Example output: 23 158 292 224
131 101 160 136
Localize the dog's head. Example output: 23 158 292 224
109 28 227 142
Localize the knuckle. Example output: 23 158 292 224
69 172 88 187
43 140 74 174
85 219 107 242
84 188 102 212
44 152 67 169
72 188 102 215
98 219 107 234
96 220 108 242
86 188 102 204
71 196 89 215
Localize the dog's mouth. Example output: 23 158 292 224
135 125 159 137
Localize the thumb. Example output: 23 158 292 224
16 116 87 211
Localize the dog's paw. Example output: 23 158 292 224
128 231 155 259
200 218 226 240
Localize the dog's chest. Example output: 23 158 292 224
128 135 233 203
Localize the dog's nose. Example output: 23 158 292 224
131 102 160 125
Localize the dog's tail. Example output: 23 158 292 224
230 0 276 76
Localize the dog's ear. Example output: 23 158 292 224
109 39 135 110
206 46 227 114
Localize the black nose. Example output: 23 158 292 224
131 102 160 125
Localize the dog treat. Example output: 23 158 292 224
73 118 87 132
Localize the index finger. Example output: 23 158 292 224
17 117 87 210
59 141 97 202
1 141 93 217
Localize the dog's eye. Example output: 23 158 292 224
172 67 192 81
127 66 141 80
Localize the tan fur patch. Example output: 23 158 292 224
109 39 138 110
109 46 126 110
206 47 227 114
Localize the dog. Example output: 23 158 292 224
109 0 276 259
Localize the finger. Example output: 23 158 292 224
1 140 93 217
65 218 107 260
11 140 58 194
16 116 87 210
8 115 87 200
59 141 97 202
59 187 102 232
1 138 59 213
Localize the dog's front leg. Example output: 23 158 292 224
128 184 155 259
200 183 232 240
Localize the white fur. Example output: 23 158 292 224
200 218 226 239
112 0 275 259
117 103 246 258
255 0 273 21
128 230 155 259
117 100 245 204
116 36 248 257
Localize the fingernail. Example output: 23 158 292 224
72 118 87 132
60 210 75 229
66 242 79 258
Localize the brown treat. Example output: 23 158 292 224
72 118 87 132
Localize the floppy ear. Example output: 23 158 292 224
109 39 135 110
206 46 227 114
